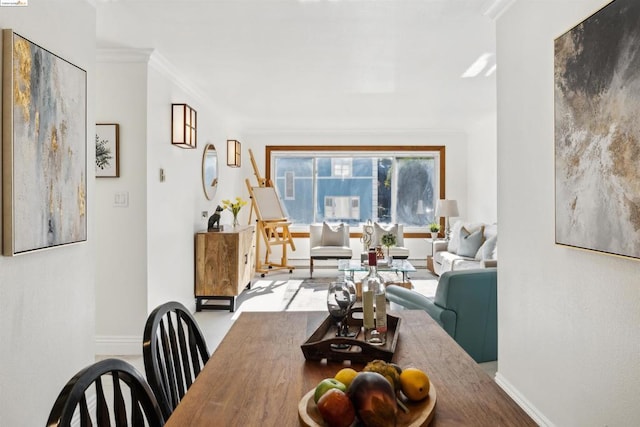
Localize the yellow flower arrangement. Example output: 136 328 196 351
221 197 248 226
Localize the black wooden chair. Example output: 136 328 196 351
143 301 210 421
46 358 164 427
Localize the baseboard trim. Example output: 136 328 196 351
95 335 142 356
494 372 553 426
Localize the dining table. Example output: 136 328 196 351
165 310 536 426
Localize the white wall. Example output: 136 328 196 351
95 52 149 354
145 55 242 314
0 1 96 425
95 50 242 354
496 1 640 426
467 112 497 223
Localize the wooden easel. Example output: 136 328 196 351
246 149 295 276
248 148 271 188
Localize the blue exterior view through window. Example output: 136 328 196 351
269 147 443 228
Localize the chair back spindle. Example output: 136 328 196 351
143 301 210 421
46 358 164 427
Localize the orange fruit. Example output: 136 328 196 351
399 367 430 401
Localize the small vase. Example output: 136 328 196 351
431 232 438 239
232 215 239 227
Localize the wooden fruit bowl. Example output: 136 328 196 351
298 384 437 427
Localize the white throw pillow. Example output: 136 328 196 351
484 223 498 240
457 226 485 258
446 221 465 253
321 222 345 246
373 223 399 247
480 235 498 260
447 221 482 254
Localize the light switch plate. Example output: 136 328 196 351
114 191 129 207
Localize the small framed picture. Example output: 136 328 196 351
96 123 119 178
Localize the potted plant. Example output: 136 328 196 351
381 232 397 263
429 222 440 239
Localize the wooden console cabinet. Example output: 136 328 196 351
195 226 255 312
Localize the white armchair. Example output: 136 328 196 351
309 223 353 277
371 223 410 259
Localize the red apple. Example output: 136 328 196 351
317 388 356 427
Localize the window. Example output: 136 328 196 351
325 196 360 220
284 171 295 200
332 158 352 177
267 146 445 229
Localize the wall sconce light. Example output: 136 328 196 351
171 103 197 149
227 139 241 167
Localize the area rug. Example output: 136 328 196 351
232 274 438 319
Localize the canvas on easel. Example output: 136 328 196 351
245 148 295 276
245 180 296 276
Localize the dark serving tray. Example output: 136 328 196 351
300 308 401 363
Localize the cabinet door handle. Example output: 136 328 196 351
244 253 248 264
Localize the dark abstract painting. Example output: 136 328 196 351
555 0 640 259
2 30 86 255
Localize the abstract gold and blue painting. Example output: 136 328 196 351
2 30 86 256
554 0 640 260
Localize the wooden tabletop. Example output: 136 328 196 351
165 310 535 427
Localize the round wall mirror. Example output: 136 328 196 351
202 143 218 200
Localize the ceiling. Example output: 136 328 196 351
95 0 509 131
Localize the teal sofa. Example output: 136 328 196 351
387 268 497 363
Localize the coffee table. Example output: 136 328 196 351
165 311 536 426
338 258 416 282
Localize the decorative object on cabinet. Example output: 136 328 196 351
555 0 640 260
221 196 247 227
2 29 87 256
96 123 120 178
227 139 241 167
171 103 196 148
202 143 218 200
435 199 459 241
207 206 223 231
195 226 255 312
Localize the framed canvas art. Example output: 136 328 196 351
2 29 87 256
554 0 640 260
96 123 120 178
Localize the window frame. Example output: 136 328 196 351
265 145 446 238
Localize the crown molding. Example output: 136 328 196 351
481 0 516 20
96 47 154 63
147 50 209 106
